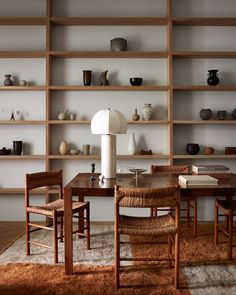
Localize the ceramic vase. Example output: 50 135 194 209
83 70 92 86
186 143 200 155
141 103 154 121
199 108 212 120
232 108 236 120
132 108 140 121
110 38 127 51
128 133 136 155
207 70 219 86
13 141 22 155
4 74 13 86
59 140 68 155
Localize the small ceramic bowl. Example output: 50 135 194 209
130 77 143 86
70 149 80 155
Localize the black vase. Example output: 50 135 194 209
186 143 200 155
13 141 22 155
207 69 219 86
83 70 92 86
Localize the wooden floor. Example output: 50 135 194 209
0 221 25 254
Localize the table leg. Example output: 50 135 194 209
64 187 73 275
79 195 85 237
194 195 198 238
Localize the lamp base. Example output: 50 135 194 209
101 134 116 178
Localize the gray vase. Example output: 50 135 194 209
110 38 127 51
141 103 154 121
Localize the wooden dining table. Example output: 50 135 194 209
63 172 236 275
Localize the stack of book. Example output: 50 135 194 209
178 174 219 187
192 164 230 175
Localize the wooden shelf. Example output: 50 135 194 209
50 17 169 26
173 51 236 58
173 85 236 91
128 120 169 125
173 120 236 125
174 154 236 159
0 155 45 160
50 51 169 58
0 120 45 125
118 154 170 159
49 120 169 125
0 17 47 25
49 85 169 91
173 18 236 26
0 51 46 58
49 154 169 160
0 86 46 91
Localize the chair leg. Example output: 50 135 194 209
60 216 63 242
194 196 198 237
53 211 58 264
168 235 171 268
86 203 90 250
186 200 190 228
214 204 219 245
26 212 30 256
174 231 179 290
115 230 120 288
228 211 233 260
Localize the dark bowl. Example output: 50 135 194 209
0 147 11 155
186 143 200 155
130 77 143 86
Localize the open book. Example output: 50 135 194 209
178 174 218 186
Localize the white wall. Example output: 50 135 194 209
0 0 236 221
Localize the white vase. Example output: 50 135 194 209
128 133 136 155
59 140 68 155
141 103 154 121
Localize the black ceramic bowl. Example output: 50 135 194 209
186 143 200 155
130 77 143 86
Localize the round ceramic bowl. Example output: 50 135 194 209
70 149 80 155
130 77 143 86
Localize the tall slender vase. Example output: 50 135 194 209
128 133 136 155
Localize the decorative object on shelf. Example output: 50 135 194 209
69 113 75 120
83 70 92 86
3 74 13 86
10 110 15 121
90 163 96 181
110 37 127 51
58 110 68 121
232 108 236 119
70 149 80 155
199 108 212 120
204 146 215 155
207 69 219 86
13 141 22 155
217 110 227 120
59 140 68 155
132 108 140 121
140 149 153 155
91 108 127 178
225 146 236 155
82 144 90 155
129 77 143 86
99 70 109 86
20 80 27 86
186 143 200 155
0 147 11 155
15 111 23 121
141 103 154 121
128 133 137 155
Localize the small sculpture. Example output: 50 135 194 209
99 70 109 86
90 163 96 181
10 110 15 121
140 149 153 155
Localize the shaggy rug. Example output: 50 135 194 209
0 223 235 295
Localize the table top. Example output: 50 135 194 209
65 173 236 197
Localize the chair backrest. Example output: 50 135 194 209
115 185 180 208
151 164 189 174
25 170 63 206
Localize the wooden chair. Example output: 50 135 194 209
115 185 180 289
151 165 194 227
214 199 236 260
25 170 90 263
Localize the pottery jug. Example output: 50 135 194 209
132 108 140 121
3 74 13 86
207 70 219 86
59 140 68 155
199 108 212 120
141 103 154 121
128 133 136 155
58 110 68 120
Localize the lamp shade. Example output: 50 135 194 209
91 109 127 135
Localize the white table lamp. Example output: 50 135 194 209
91 109 127 178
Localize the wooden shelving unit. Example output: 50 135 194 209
0 0 236 195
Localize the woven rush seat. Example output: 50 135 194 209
27 200 87 216
119 214 176 236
